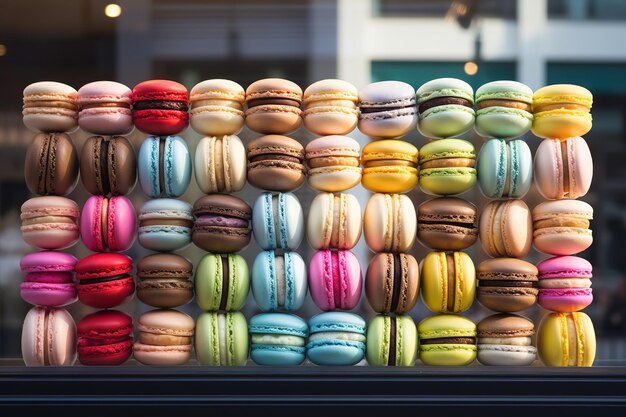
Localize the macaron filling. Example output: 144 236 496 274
133 100 188 112
421 336 476 346
247 97 301 109
419 97 473 113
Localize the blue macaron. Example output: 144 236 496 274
307 312 367 366
252 251 307 312
249 313 308 366
476 138 533 199
138 198 193 251
138 136 192 198
252 192 304 250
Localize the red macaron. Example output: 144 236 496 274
77 310 133 365
132 80 189 136
76 253 135 308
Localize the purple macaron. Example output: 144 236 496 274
537 255 593 313
20 251 78 307
77 81 134 135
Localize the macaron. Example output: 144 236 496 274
194 135 246 194
189 79 245 136
195 312 249 366
75 253 135 309
134 309 195 366
21 306 76 366
418 314 477 366
252 251 307 312
246 135 306 191
77 81 133 135
132 80 189 136
420 251 475 314
474 80 533 139
25 133 79 196
476 139 533 199
252 192 304 251
366 314 417 366
138 198 193 252
136 253 194 308
357 80 418 139
363 193 416 253
80 135 137 196
537 256 593 312
307 312 367 366
20 251 77 307
245 78 303 134
80 195 137 252
365 253 419 314
305 135 361 192
21 196 80 250
476 258 539 312
532 199 593 256
361 139 418 194
307 192 362 250
532 84 593 139
249 313 308 366
479 199 533 258
192 194 252 253
537 312 595 367
77 310 133 366
303 79 359 135
308 249 362 311
418 138 476 195
137 135 192 198
477 314 537 366
195 253 250 311
22 81 78 133
416 78 475 138
417 197 478 251
534 137 593 200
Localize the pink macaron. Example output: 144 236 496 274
308 249 362 311
77 81 134 135
537 256 592 312
81 195 136 252
21 196 80 250
20 251 78 307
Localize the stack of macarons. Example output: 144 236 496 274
357 81 419 367
531 85 596 367
20 81 82 367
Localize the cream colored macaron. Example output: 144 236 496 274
194 135 247 194
363 193 416 253
190 79 245 136
307 193 362 250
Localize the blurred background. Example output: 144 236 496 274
1 0 625 365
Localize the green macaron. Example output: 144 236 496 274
474 80 533 139
416 78 475 138
418 138 477 195
366 315 418 366
418 314 477 366
195 311 249 366
195 253 249 311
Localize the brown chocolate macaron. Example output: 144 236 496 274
477 258 538 313
247 135 306 191
137 253 193 308
417 197 478 250
25 133 79 196
192 194 252 253
245 78 303 134
365 253 419 314
80 135 137 195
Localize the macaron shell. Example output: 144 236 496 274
78 104 133 136
21 306 77 366
534 137 593 200
475 106 532 139
195 312 249 366
538 288 593 312
477 345 537 366
307 193 362 250
532 111 592 140
303 108 358 136
133 343 192 365
477 139 533 199
537 312 595 366
20 281 77 307
418 105 475 139
364 193 416 253
194 135 246 194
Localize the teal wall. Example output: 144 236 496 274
547 63 626 95
371 61 516 89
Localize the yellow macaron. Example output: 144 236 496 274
361 139 418 194
420 251 476 314
537 312 595 367
418 314 477 366
531 84 592 139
